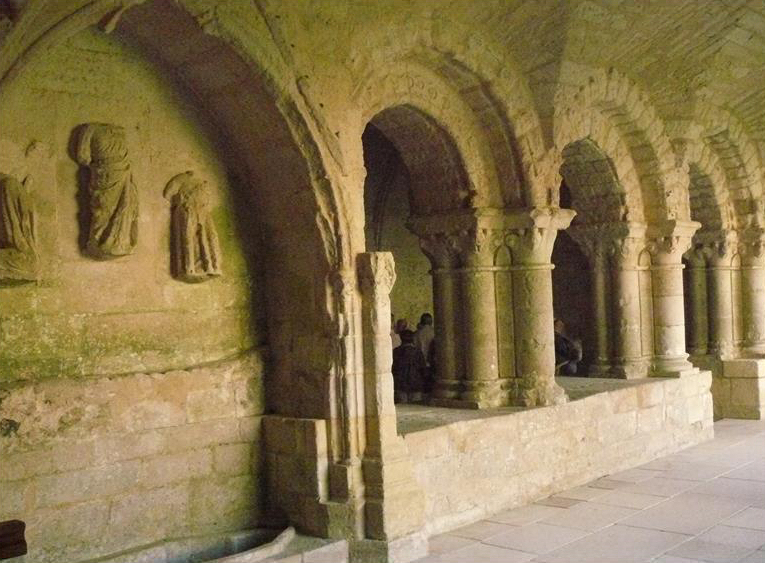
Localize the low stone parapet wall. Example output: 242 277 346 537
402 372 714 535
0 350 266 563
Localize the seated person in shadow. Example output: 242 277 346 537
554 318 582 376
392 329 426 403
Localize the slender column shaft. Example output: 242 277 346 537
591 250 612 375
684 251 709 355
430 268 462 398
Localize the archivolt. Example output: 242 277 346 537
551 67 689 224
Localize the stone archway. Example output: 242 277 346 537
0 1 358 559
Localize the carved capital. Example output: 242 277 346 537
647 220 699 265
357 252 396 296
418 233 458 269
739 229 765 266
454 227 504 267
611 236 646 269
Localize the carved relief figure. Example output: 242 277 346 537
163 171 222 282
0 173 38 284
74 123 138 259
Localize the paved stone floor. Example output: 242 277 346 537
413 419 765 563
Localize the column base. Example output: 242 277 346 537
588 361 612 378
459 379 510 408
651 354 699 377
432 378 462 400
611 358 651 379
742 342 765 357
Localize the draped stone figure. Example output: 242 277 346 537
74 123 138 259
163 171 222 282
0 173 38 284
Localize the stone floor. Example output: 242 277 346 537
413 418 765 563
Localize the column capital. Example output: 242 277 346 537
569 222 647 268
504 207 576 264
694 229 738 267
357 252 396 296
647 220 700 265
739 228 765 267
408 207 576 266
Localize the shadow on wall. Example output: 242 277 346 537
552 228 594 371
362 124 433 325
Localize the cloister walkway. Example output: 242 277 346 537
413 419 765 563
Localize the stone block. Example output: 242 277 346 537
106 484 190 548
162 418 242 452
94 431 164 464
637 405 664 433
36 459 142 507
186 384 236 423
188 474 260 532
263 416 297 454
636 382 664 408
27 499 109 549
723 359 765 379
213 442 253 476
141 449 213 487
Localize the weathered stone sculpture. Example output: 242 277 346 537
163 171 222 282
74 123 138 259
0 173 38 284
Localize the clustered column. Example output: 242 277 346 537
409 208 573 408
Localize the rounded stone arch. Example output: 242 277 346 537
0 0 350 417
690 103 765 229
353 59 513 211
348 31 547 207
551 67 689 224
559 137 640 225
678 137 738 233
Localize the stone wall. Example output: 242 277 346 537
0 351 266 563
0 27 261 384
403 372 714 535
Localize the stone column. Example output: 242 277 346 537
739 232 765 356
683 246 709 356
357 252 426 553
456 227 505 408
648 220 700 376
589 245 612 376
568 227 612 377
419 235 462 400
611 234 649 378
705 232 738 358
508 207 576 406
